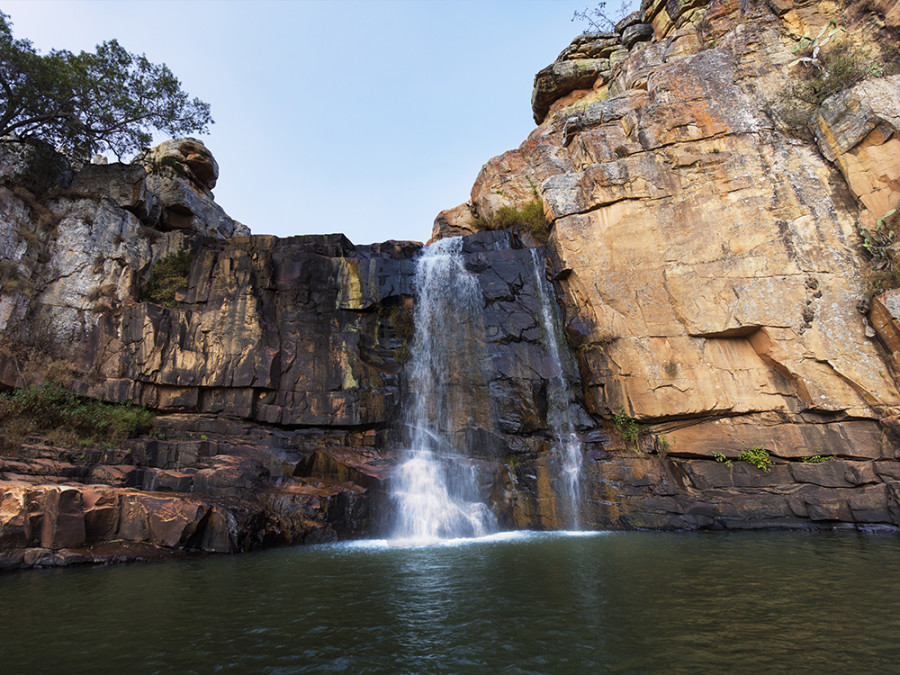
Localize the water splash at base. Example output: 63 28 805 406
389 237 497 543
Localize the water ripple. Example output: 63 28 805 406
1 531 898 673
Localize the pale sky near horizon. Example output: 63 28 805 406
3 0 628 245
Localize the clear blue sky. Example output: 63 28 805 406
4 0 614 244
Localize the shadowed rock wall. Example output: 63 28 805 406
0 141 417 567
0 142 596 568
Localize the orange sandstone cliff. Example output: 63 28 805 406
434 0 900 528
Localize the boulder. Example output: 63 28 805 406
869 288 900 357
39 486 85 549
431 202 481 241
532 59 609 124
136 137 249 238
621 23 655 49
814 75 900 228
0 485 30 548
615 11 644 33
140 137 219 191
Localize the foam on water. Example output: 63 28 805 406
335 529 610 552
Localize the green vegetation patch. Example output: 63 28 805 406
770 23 884 137
737 446 773 473
492 199 549 241
0 381 155 447
478 198 550 243
141 249 192 307
656 432 671 459
713 451 732 466
613 410 641 450
803 455 835 463
714 446 774 472
858 209 900 296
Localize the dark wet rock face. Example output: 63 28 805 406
0 147 598 568
109 233 418 427
0 139 419 569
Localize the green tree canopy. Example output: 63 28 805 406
0 12 212 159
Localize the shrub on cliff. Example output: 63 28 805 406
770 25 882 136
0 381 154 447
479 198 550 243
141 249 192 307
858 209 900 296
573 1 637 33
0 11 212 159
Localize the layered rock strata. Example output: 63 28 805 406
0 140 596 568
0 140 406 568
435 0 900 530
5 0 900 570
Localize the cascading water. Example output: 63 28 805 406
529 248 583 528
390 237 497 543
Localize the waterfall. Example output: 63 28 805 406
529 248 583 528
389 237 497 543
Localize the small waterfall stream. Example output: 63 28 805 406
389 237 497 542
529 248 583 528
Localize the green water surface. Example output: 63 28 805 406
1 531 898 673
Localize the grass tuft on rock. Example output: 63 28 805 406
770 40 883 137
478 198 550 243
0 381 155 448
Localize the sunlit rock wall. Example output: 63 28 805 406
434 0 900 530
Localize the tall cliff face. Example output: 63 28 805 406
0 140 414 565
0 138 596 568
436 0 900 528
4 0 900 570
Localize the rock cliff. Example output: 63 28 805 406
0 139 401 568
435 0 900 529
4 0 900 570
0 138 596 568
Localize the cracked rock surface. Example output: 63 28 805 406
434 0 900 531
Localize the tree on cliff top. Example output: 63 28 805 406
0 11 212 159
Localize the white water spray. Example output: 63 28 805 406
390 237 497 543
530 248 583 528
